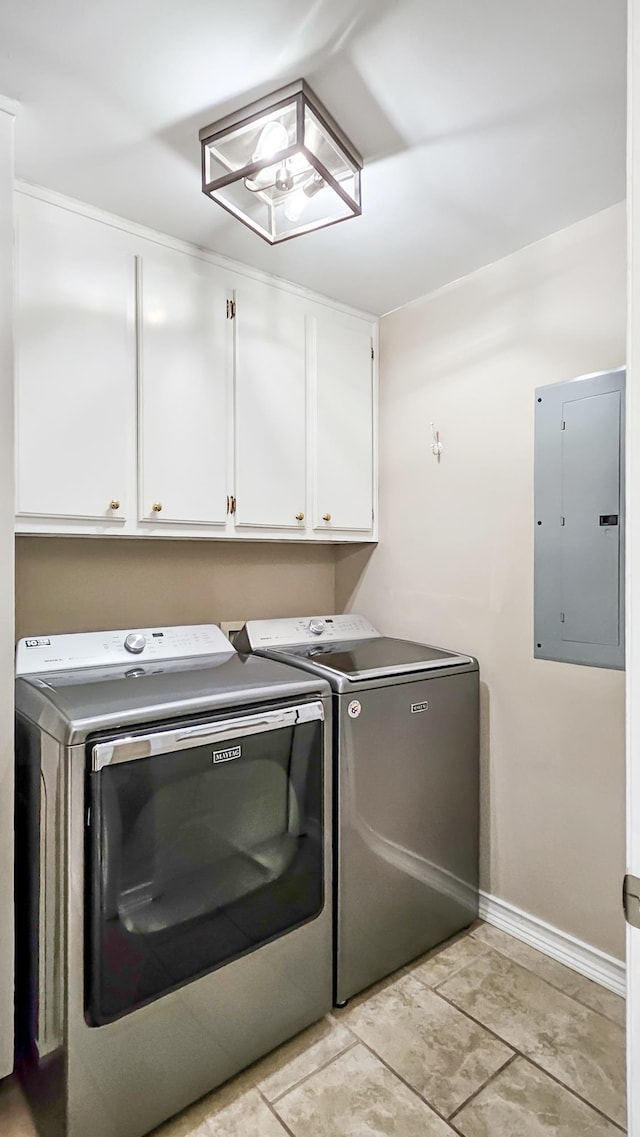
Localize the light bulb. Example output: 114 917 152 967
304 173 325 199
283 190 306 223
283 174 326 223
253 120 289 162
244 165 278 192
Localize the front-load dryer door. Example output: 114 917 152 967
84 699 325 1025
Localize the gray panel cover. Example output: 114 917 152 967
534 367 625 669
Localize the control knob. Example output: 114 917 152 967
124 632 146 655
308 618 326 636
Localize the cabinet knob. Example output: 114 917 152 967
296 512 305 521
151 502 163 513
109 500 121 511
322 513 332 522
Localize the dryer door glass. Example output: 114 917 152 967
85 700 325 1025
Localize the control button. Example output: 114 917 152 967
124 632 146 655
309 618 326 636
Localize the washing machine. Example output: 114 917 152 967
235 614 479 1005
14 624 332 1137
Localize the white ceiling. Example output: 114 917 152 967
0 0 627 314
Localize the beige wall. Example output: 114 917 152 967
15 537 336 639
336 203 627 959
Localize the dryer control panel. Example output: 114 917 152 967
238 614 380 650
15 624 234 675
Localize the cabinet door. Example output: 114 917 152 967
139 253 230 526
312 310 374 533
16 198 135 521
234 280 307 530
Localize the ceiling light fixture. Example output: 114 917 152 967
199 80 362 244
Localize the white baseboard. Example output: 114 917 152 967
479 890 626 998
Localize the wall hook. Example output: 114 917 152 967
430 421 443 461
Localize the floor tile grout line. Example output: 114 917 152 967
434 981 625 1125
446 1051 520 1123
344 1032 481 1130
431 984 627 1132
505 1055 628 1135
444 1116 469 1137
406 948 494 995
259 1090 297 1137
265 1039 360 1106
481 1053 628 1136
465 930 625 1026
402 926 622 1028
440 1117 464 1137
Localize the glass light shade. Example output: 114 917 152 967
199 80 362 244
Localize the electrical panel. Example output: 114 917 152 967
534 367 625 669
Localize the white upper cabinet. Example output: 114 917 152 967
16 196 135 522
311 310 375 533
138 252 231 527
14 190 377 542
233 279 307 530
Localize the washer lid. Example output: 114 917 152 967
268 637 473 681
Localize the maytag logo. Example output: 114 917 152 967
212 745 242 764
411 701 429 714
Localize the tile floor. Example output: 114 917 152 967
0 922 626 1137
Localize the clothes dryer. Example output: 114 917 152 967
15 624 332 1137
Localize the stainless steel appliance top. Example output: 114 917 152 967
235 615 477 687
15 624 330 744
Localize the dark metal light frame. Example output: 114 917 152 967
199 80 362 244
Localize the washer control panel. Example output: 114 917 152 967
240 614 380 649
16 624 234 675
